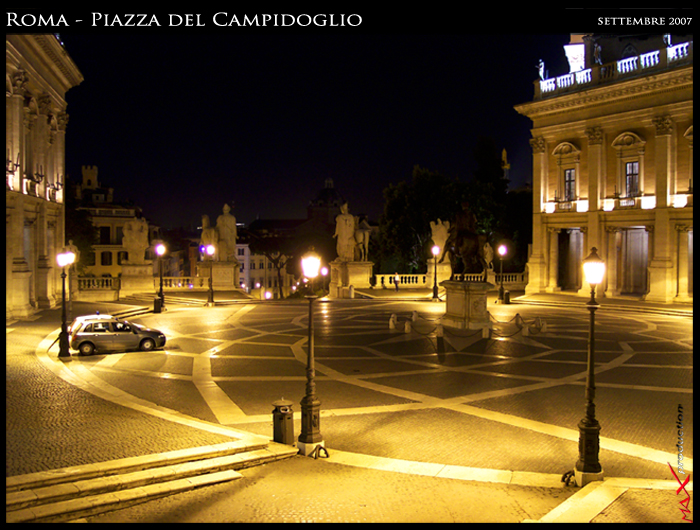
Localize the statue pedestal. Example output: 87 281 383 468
212 261 239 290
329 260 373 299
198 260 240 290
440 280 493 330
120 263 155 297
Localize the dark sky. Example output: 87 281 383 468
43 8 683 229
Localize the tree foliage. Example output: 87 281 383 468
375 136 532 274
64 177 98 275
377 166 463 273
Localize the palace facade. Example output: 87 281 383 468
516 34 693 303
6 35 83 318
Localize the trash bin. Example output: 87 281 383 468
504 290 511 304
153 297 162 313
272 399 295 445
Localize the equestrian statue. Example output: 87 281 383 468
438 201 488 280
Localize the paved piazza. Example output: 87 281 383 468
39 297 693 482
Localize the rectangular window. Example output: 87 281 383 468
99 226 111 245
101 251 112 266
564 169 576 201
625 161 639 197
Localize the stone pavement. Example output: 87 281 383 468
6 290 693 522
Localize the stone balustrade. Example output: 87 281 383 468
535 40 692 100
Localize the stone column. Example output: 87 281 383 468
546 227 560 292
605 226 621 297
525 137 548 295
646 117 675 302
674 224 692 302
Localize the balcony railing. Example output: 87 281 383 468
536 41 692 99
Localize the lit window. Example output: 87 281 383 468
625 161 639 197
564 169 576 201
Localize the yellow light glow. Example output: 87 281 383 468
301 249 321 278
602 199 615 211
582 247 605 286
431 245 440 257
56 250 76 268
544 202 556 214
640 196 656 210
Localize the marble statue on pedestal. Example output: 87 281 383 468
122 217 149 264
216 203 237 262
333 202 356 262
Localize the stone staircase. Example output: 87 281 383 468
6 439 298 523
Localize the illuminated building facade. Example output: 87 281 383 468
516 34 692 302
6 35 83 317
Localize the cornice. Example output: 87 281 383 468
515 67 693 120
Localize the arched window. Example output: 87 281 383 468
552 142 581 202
612 132 646 198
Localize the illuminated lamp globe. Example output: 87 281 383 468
582 247 605 286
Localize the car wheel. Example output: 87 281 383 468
140 338 156 351
79 342 95 356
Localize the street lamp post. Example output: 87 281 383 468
431 245 440 301
497 243 507 303
298 249 325 457
155 243 166 310
206 244 215 306
56 249 76 359
574 247 606 486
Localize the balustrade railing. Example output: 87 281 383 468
374 271 528 291
537 40 692 99
78 277 119 290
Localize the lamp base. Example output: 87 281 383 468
297 440 325 457
574 467 604 487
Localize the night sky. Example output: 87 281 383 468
24 8 683 229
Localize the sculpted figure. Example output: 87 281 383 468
216 203 237 262
200 215 219 258
483 241 494 270
439 202 487 278
354 216 371 262
333 202 356 262
430 219 451 263
122 217 149 264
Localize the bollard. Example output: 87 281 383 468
405 320 411 333
504 290 511 304
153 297 162 314
272 399 295 445
389 314 397 330
349 285 355 299
412 311 418 322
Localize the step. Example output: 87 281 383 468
6 439 267 493
7 469 243 523
6 441 298 523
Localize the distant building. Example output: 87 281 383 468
74 165 158 278
516 34 693 303
6 35 83 318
